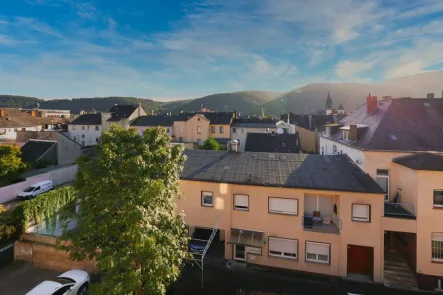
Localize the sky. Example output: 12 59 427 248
1 0 443 100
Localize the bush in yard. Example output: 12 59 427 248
200 137 221 150
59 125 189 295
0 204 16 241
0 145 27 187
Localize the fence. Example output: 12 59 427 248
0 165 78 204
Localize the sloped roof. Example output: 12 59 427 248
181 150 384 194
69 114 102 125
20 140 56 163
327 98 443 151
231 117 277 128
107 104 139 121
393 153 443 171
0 109 41 128
131 115 175 127
244 133 301 153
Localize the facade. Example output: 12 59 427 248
21 108 71 118
131 115 174 136
67 113 102 146
102 104 147 131
320 95 443 290
177 150 385 282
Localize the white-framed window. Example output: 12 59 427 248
333 145 337 155
197 126 201 133
268 237 298 259
432 233 443 262
245 246 262 255
201 191 213 207
342 130 350 141
306 241 330 264
234 194 249 211
376 169 390 201
211 126 215 133
95 126 100 130
179 125 183 132
434 190 443 208
220 126 224 133
352 204 370 222
269 197 297 215
81 134 85 138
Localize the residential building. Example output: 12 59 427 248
230 117 278 151
282 113 345 153
102 104 147 131
0 108 43 141
320 94 443 290
21 108 71 118
131 115 174 136
67 113 102 146
244 133 301 153
176 150 385 283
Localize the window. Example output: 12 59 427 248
376 169 390 201
232 127 236 134
211 126 215 133
197 126 201 134
82 126 85 130
179 137 183 142
197 139 201 145
96 138 99 142
281 141 286 148
201 191 213 207
220 126 224 133
352 204 370 222
81 134 85 138
95 126 100 130
268 237 298 259
87 125 90 130
241 128 245 133
432 233 443 262
434 191 443 208
179 125 183 132
342 130 350 141
306 241 330 264
269 197 297 215
234 194 249 211
236 139 241 146
333 145 337 155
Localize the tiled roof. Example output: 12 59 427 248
326 98 443 152
244 133 301 153
393 153 443 171
181 150 384 194
131 115 175 127
231 117 277 128
0 109 41 128
69 114 102 125
20 140 56 163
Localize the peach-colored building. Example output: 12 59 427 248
177 150 386 283
320 95 443 291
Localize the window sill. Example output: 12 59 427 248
201 204 213 208
269 211 298 216
305 259 330 265
431 260 443 264
351 219 370 223
234 208 249 211
268 254 298 261
433 206 443 210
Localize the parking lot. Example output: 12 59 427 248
0 261 61 295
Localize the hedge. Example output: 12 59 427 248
14 186 77 233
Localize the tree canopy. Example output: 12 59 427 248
60 126 189 295
0 145 27 186
200 138 221 150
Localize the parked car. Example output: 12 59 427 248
17 180 53 200
26 270 90 295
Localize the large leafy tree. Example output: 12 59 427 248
60 126 189 295
0 145 27 186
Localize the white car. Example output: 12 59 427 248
26 270 90 295
17 180 53 200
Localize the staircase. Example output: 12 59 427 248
384 253 418 291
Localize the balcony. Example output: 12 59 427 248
302 216 342 235
384 202 415 219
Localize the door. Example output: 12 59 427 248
347 245 373 278
234 245 246 262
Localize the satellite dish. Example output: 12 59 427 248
276 128 284 134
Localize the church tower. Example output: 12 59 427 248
325 92 332 109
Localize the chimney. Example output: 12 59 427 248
308 115 312 130
0 109 5 117
230 140 238 152
350 124 358 141
427 93 435 99
287 113 290 124
366 94 378 115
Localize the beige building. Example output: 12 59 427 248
177 150 386 283
320 95 443 291
102 104 146 131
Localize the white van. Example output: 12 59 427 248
17 180 53 200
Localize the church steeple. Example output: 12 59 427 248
326 92 332 109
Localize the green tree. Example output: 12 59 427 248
59 126 189 295
0 145 27 186
200 138 221 150
0 204 16 241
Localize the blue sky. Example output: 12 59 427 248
1 0 443 100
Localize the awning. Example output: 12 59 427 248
227 228 264 248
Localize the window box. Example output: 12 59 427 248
234 194 249 211
268 237 298 260
352 203 371 222
201 191 213 207
306 241 330 264
268 197 298 215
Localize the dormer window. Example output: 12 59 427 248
342 130 350 141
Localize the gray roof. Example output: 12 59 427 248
326 98 443 152
393 153 443 171
245 133 301 153
131 115 174 127
20 140 56 163
181 150 384 194
69 114 101 125
231 117 277 128
282 114 345 131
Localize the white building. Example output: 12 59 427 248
0 109 42 141
67 113 102 146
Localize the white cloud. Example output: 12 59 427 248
335 60 374 78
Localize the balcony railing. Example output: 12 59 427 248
384 202 415 219
302 216 342 234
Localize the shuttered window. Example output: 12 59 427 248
432 233 443 262
352 204 370 222
306 242 330 264
234 194 249 211
269 198 297 215
268 237 298 259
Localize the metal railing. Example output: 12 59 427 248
302 216 342 231
384 202 415 217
